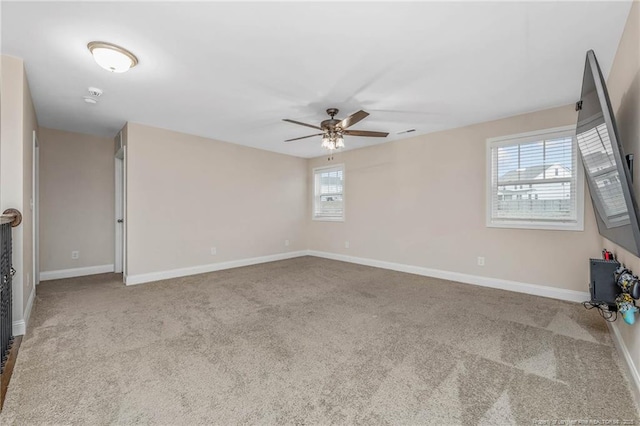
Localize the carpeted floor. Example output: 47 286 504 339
1 256 638 425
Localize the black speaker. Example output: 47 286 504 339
590 258 621 308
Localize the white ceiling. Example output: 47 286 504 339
1 1 632 158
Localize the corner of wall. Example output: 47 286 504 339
601 0 640 410
1 55 28 330
608 321 640 411
22 61 38 316
12 283 35 336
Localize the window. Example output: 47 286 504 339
313 164 344 221
487 126 584 230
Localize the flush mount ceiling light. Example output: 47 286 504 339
87 41 138 73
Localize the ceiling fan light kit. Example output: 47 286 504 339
321 131 345 150
283 108 389 151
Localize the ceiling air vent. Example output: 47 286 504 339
397 129 416 135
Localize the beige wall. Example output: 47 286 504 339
1 55 25 324
125 123 307 277
600 0 640 396
307 105 602 292
39 128 115 272
0 55 37 329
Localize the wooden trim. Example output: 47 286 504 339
0 215 15 225
1 209 22 227
0 335 22 411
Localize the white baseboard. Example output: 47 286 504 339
127 249 589 302
12 320 25 337
12 285 35 336
125 251 308 286
307 250 590 303
608 321 640 410
40 264 115 281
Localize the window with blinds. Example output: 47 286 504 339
313 165 344 221
487 127 584 230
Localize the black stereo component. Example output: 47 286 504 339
590 258 621 309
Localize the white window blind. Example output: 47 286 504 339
576 122 628 227
487 127 583 230
313 165 344 221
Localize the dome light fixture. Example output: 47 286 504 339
87 41 138 73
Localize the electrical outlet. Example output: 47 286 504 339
284 240 290 247
477 256 485 266
345 241 350 249
211 247 217 255
71 251 79 260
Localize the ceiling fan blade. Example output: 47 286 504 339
338 110 369 130
282 119 322 131
285 133 323 142
344 130 389 137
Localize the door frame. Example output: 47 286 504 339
32 130 40 286
115 155 123 273
115 143 127 281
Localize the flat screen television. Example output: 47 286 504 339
576 50 640 256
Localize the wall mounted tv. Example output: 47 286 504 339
576 50 640 256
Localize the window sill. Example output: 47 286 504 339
313 216 345 222
487 220 584 231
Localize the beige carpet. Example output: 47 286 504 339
1 256 638 425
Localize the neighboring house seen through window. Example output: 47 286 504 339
313 164 344 221
487 126 584 230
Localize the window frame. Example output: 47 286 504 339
486 125 585 231
312 163 345 222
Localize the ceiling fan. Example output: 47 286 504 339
283 108 389 150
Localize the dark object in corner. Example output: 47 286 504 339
589 258 621 309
